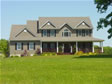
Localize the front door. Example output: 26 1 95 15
64 43 70 53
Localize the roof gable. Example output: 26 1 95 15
40 21 56 29
75 21 92 29
39 17 93 29
15 28 36 37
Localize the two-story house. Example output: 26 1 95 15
9 17 104 56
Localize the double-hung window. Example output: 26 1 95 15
29 42 34 50
50 30 55 37
43 30 47 37
17 42 22 50
62 29 71 37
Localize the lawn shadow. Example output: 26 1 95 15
75 55 112 59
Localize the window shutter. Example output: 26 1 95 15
41 30 43 37
55 30 56 37
62 32 63 37
22 43 23 50
27 43 29 50
15 43 17 50
34 42 35 50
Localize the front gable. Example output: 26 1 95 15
75 21 91 29
15 28 35 38
58 23 74 34
40 21 56 29
59 23 73 32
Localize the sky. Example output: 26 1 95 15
0 0 112 46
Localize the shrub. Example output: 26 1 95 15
21 50 29 57
10 55 21 58
103 46 112 55
75 51 84 55
0 39 9 57
34 48 41 56
42 52 57 56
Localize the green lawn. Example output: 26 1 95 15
1 55 112 84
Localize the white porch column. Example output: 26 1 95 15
100 42 103 53
71 45 73 53
57 42 59 53
76 42 78 52
40 41 42 53
92 42 94 53
62 43 64 53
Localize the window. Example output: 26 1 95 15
43 30 47 36
76 29 91 37
50 43 55 49
62 29 71 37
17 43 22 50
50 30 55 37
43 43 47 49
86 30 89 36
29 42 34 50
82 30 85 37
78 30 82 36
24 29 27 32
47 23 50 25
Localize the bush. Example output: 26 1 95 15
42 52 57 56
21 50 29 57
103 46 112 55
35 48 41 55
10 55 21 58
0 39 9 57
75 51 84 55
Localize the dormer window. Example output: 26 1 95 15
24 29 27 32
47 23 50 25
62 29 71 37
82 22 85 25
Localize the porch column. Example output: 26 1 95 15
57 42 59 53
92 42 94 53
40 41 42 53
71 45 72 53
62 43 64 53
76 42 78 52
100 42 103 53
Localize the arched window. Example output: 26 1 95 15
62 29 71 37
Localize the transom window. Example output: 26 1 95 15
29 42 34 50
62 29 71 37
17 42 22 50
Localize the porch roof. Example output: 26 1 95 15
40 37 104 42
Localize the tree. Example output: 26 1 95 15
0 39 9 57
94 0 112 39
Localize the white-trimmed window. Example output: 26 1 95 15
17 42 22 50
29 42 34 50
43 30 47 36
62 29 71 37
50 30 55 37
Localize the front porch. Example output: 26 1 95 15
40 41 104 53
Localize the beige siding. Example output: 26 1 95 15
10 41 40 56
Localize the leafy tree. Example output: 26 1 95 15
94 0 112 39
0 39 9 57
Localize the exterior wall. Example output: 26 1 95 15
56 25 76 37
10 41 40 56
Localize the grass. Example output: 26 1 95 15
1 55 112 84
